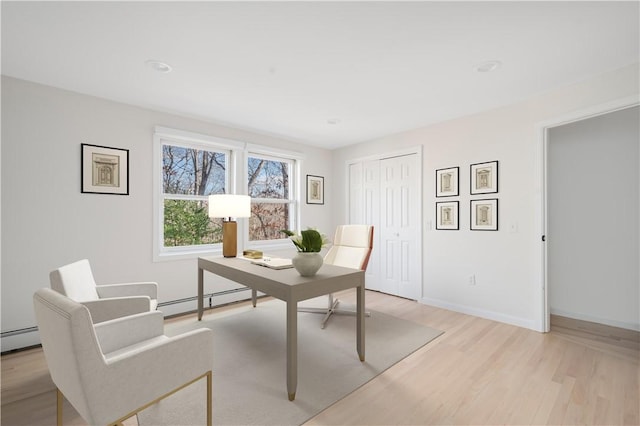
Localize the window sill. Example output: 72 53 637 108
154 241 297 262
154 246 221 262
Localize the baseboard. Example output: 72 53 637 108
550 314 640 351
420 297 538 331
549 308 639 331
2 289 258 352
1 329 41 353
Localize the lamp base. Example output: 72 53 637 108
222 221 237 257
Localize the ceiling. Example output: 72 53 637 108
2 1 638 149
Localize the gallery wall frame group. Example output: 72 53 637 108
435 160 499 231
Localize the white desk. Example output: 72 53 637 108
197 256 365 401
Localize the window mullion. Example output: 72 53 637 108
251 198 293 204
163 194 208 201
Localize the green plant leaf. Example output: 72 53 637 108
281 228 325 252
300 229 322 252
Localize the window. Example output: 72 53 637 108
154 127 301 260
154 128 242 259
161 143 227 248
247 154 296 242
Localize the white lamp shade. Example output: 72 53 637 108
208 194 251 219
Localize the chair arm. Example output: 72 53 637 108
94 311 165 354
96 282 158 299
87 329 214 426
81 297 151 323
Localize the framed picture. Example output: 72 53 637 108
470 161 498 194
470 199 498 231
81 143 129 195
436 201 459 230
436 166 459 197
306 175 324 204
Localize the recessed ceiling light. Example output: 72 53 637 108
327 118 341 125
145 60 172 73
475 60 502 73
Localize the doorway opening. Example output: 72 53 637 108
540 97 639 333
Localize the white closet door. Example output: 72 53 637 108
349 161 381 291
379 154 421 300
349 162 364 224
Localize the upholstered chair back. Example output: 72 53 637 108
33 288 100 422
34 287 212 426
49 259 99 301
324 225 374 271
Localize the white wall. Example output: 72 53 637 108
3 64 638 351
547 106 639 330
332 63 639 331
1 76 334 350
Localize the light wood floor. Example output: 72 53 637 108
2 290 638 425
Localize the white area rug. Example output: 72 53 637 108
138 299 442 426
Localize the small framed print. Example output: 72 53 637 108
436 201 459 230
306 175 324 204
470 199 498 231
81 144 129 195
436 166 459 197
470 161 498 195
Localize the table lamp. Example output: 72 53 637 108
208 194 251 257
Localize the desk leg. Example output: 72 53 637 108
198 268 204 321
252 289 257 307
357 282 365 362
286 301 297 401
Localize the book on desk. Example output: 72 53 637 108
250 257 294 270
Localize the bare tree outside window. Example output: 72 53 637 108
159 141 296 249
247 156 294 241
162 144 227 247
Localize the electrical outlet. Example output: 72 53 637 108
469 275 476 286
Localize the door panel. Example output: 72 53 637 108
349 154 420 299
379 154 421 300
350 161 381 291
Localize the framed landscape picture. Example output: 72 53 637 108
81 143 129 195
436 201 459 230
470 198 498 231
470 161 498 195
436 166 459 197
306 175 324 204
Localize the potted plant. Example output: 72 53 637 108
281 229 328 276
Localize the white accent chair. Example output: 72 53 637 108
33 287 213 426
49 259 158 323
299 224 374 328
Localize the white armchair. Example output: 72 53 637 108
300 224 374 328
33 288 213 426
49 259 158 323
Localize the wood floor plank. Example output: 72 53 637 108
2 290 638 425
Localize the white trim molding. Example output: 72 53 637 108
536 95 640 332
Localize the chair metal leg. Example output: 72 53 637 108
299 294 371 329
111 371 212 426
206 371 212 426
320 297 340 329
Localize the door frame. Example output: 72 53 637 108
536 95 639 332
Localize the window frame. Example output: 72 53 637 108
245 151 298 246
153 127 303 261
153 127 243 261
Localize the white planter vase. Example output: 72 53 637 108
291 252 323 277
